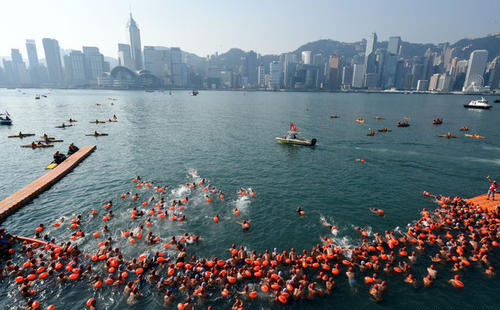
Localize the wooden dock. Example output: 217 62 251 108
467 193 499 212
0 145 96 221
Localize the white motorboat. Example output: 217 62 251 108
276 123 317 146
0 112 12 125
464 97 491 109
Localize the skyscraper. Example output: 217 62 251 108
25 40 39 68
387 36 401 55
462 50 488 91
128 14 143 70
246 51 258 87
67 50 86 85
118 44 133 69
42 38 64 84
11 49 29 84
301 51 312 65
269 61 282 89
327 54 340 90
364 33 378 86
257 64 265 88
352 64 365 88
83 46 104 83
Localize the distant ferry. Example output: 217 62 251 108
464 97 491 109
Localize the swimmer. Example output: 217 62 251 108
485 266 495 277
297 206 305 215
237 220 250 230
346 267 357 292
448 274 463 288
427 265 437 279
423 274 433 287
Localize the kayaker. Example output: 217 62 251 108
67 143 79 156
53 151 66 164
486 175 498 200
94 130 99 136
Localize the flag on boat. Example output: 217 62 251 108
290 122 297 131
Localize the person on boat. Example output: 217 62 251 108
446 132 451 138
31 142 36 148
486 175 497 200
94 130 99 136
67 143 79 156
113 114 117 120
53 151 66 164
18 131 23 137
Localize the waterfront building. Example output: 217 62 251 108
257 64 265 88
246 51 258 87
428 73 440 91
462 49 488 92
83 46 104 83
10 49 29 85
128 13 143 70
352 64 365 88
327 54 340 90
269 61 282 89
437 73 452 92
364 73 377 89
144 46 170 82
170 47 187 87
118 43 133 69
25 39 39 68
364 32 377 74
383 52 398 89
416 79 428 91
65 50 86 85
487 56 500 89
301 51 312 65
42 38 64 84
342 65 353 88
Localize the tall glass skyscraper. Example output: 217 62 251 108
25 39 39 68
42 38 64 84
128 14 143 70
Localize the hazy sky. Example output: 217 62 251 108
1 0 499 59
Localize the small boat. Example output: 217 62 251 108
437 133 457 139
0 112 12 125
356 118 365 123
89 120 106 124
42 95 47 98
366 130 376 136
85 132 108 137
45 162 58 170
464 97 491 109
55 124 73 128
107 119 118 123
464 133 485 139
190 90 199 96
330 115 339 119
459 126 469 131
494 99 500 103
21 143 54 148
397 121 410 127
275 123 316 146
37 139 63 143
378 128 392 132
35 95 40 100
68 119 77 123
8 133 35 138
432 118 443 125
374 117 385 120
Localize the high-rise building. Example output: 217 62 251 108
42 38 64 84
170 47 186 87
118 43 133 69
487 56 500 89
437 74 452 92
416 80 428 91
144 46 170 80
462 50 488 91
387 36 401 55
66 50 86 85
364 33 378 88
364 73 377 89
383 52 398 88
257 64 265 88
301 51 312 65
25 40 39 68
128 14 143 70
428 73 440 91
342 66 353 88
352 64 365 88
10 49 29 84
246 51 257 87
83 47 104 83
327 54 340 90
269 61 282 89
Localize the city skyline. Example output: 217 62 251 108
1 0 499 59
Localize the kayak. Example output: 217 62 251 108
45 162 58 169
107 120 118 122
356 118 365 123
8 133 35 138
374 117 385 120
40 136 55 140
378 128 392 132
460 127 469 131
367 131 376 136
89 121 106 124
55 125 73 128
330 115 339 118
21 144 54 148
276 137 316 146
85 133 108 136
68 119 77 122
464 134 485 139
37 139 63 143
437 134 457 138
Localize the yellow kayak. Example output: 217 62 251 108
45 163 58 169
464 134 485 139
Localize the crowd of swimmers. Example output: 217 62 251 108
0 175 498 310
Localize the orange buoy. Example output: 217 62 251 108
278 295 287 304
393 267 402 273
15 276 24 283
86 298 95 307
105 278 113 285
136 268 143 274
261 284 269 291
39 272 49 279
213 215 219 223
249 291 258 298
94 280 102 288
46 305 55 310
177 303 184 310
32 301 40 309
68 273 79 280
27 274 36 280
227 276 236 284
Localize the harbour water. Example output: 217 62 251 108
0 89 499 309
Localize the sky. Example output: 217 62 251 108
0 0 499 60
